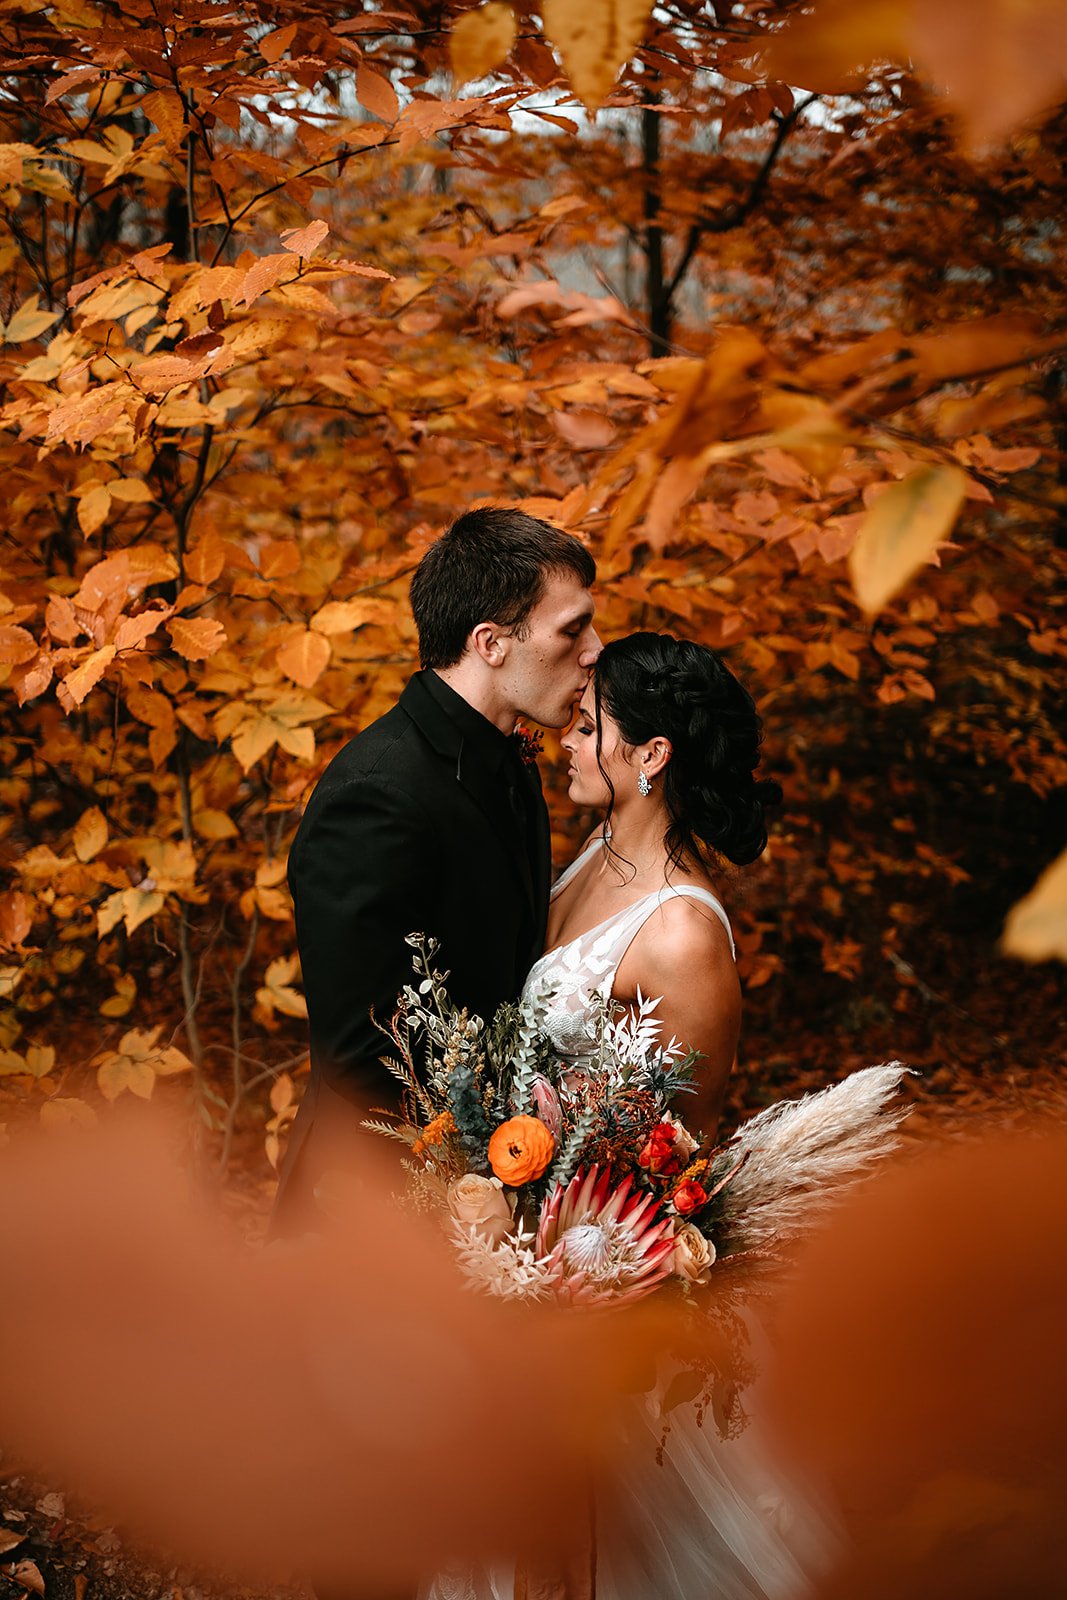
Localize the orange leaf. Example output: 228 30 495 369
451 3 518 85
356 63 399 123
0 623 37 665
280 218 329 259
168 617 227 660
1002 849 1067 963
848 466 967 616
114 607 171 652
276 629 331 689
542 0 654 111
73 806 108 863
57 645 116 710
261 22 298 63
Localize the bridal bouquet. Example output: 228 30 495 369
365 935 910 1314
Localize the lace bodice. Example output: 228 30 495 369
521 834 735 1060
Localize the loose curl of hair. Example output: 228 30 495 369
593 633 782 873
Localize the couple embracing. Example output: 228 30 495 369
274 507 779 1234
271 508 834 1600
275 505 777 1228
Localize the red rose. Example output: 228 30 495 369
671 1178 709 1216
638 1122 679 1173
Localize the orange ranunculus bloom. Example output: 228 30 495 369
487 1115 556 1186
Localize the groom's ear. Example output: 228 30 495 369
468 620 509 668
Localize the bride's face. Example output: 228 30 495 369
561 688 627 808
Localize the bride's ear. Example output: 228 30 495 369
640 737 672 781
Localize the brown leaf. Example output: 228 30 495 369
7 1561 45 1596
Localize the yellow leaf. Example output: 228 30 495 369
99 973 137 1017
4 295 62 344
542 0 654 111
451 3 518 84
97 1053 156 1102
168 616 227 660
96 887 165 938
231 714 280 773
25 1045 55 1079
73 805 108 862
257 951 308 1020
276 628 331 688
1002 850 1067 963
275 723 315 763
193 807 238 840
848 466 967 616
255 857 288 889
270 1071 295 1114
40 1097 98 1130
109 477 154 503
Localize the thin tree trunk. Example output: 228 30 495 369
641 91 670 356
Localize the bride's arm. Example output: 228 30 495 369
615 899 741 1141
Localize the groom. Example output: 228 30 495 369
272 507 598 1232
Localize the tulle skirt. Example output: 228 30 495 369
421 1346 832 1600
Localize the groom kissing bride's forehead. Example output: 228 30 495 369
272 506 598 1235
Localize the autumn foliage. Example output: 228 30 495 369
0 1 1064 1164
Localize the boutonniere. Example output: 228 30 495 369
512 722 544 765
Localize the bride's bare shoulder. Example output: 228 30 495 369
621 891 736 990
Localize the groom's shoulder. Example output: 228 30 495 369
308 679 439 794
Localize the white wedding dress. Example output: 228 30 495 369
423 834 830 1600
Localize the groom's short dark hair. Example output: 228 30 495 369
410 507 596 669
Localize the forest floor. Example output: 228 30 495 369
2 951 1063 1600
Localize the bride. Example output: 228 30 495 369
427 634 827 1600
525 630 781 1139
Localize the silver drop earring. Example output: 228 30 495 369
637 770 652 797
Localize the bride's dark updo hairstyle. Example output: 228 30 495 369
594 633 782 870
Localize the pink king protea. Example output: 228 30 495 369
536 1165 677 1306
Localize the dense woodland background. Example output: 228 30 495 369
0 0 1064 1216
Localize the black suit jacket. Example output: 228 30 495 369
272 671 551 1231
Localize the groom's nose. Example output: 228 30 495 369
578 628 603 670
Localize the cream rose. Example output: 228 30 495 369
671 1221 716 1285
663 1112 699 1159
447 1174 514 1247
